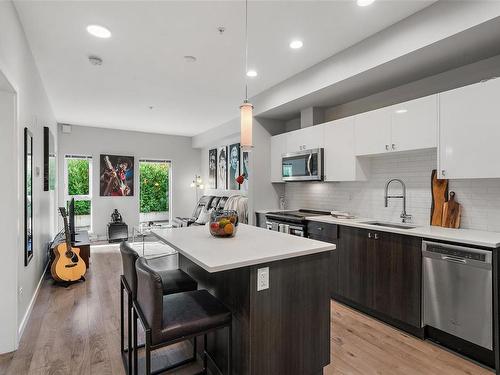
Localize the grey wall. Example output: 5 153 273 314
0 1 58 353
58 124 200 239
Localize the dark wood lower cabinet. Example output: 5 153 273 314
333 225 422 331
372 231 421 327
308 222 339 296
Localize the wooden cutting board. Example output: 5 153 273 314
442 191 462 228
430 169 449 226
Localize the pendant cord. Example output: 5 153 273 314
244 0 248 101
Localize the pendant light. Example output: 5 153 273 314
240 0 253 151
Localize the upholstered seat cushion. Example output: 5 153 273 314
152 290 231 344
159 269 197 295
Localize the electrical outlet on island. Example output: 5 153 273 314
257 267 269 291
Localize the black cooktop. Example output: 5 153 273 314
266 209 330 223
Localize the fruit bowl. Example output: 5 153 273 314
209 210 239 238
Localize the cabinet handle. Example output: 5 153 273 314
374 233 379 240
368 232 372 239
441 170 446 176
385 144 389 151
391 144 396 150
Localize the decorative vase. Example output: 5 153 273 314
209 209 239 238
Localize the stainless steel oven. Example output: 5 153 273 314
266 220 305 237
282 148 323 181
265 209 330 237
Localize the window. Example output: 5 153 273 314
139 159 171 223
65 155 92 231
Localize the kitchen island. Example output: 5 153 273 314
152 224 335 375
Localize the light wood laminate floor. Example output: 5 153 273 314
0 244 493 375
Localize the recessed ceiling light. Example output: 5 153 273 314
395 109 408 114
357 0 375 7
246 70 257 77
289 40 303 49
86 24 111 38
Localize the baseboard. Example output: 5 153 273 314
18 261 48 340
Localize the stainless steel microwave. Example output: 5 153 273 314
281 148 323 181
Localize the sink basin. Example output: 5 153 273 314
362 221 417 230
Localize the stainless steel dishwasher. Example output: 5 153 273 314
422 240 492 350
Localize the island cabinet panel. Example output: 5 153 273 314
336 225 422 332
179 251 331 375
249 252 330 375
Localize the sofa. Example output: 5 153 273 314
172 195 229 228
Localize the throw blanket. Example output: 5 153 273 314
224 195 248 224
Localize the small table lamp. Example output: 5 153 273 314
190 174 204 203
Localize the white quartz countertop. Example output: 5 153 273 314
307 215 500 248
152 224 335 273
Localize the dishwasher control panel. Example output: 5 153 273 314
425 244 486 262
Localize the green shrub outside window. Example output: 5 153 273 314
140 162 169 213
67 159 91 215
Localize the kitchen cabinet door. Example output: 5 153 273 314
286 125 324 153
354 107 391 156
324 117 369 181
270 134 287 183
307 221 339 297
337 226 375 309
390 94 437 153
439 78 500 179
371 231 422 328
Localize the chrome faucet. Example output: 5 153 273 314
384 178 412 223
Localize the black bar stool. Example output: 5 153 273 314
134 257 232 375
120 241 197 374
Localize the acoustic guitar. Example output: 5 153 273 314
51 207 87 282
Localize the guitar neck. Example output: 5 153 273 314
62 215 72 248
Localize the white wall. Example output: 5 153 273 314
0 1 57 353
284 149 500 232
58 124 200 239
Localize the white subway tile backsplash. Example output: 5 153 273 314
284 149 500 232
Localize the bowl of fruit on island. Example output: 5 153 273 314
209 210 239 237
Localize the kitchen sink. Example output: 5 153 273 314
362 221 417 230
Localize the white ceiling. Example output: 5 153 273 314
15 0 435 136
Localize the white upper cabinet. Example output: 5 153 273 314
439 78 500 179
354 107 391 156
390 94 437 152
324 117 368 182
285 125 324 153
354 95 437 156
270 133 287 183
